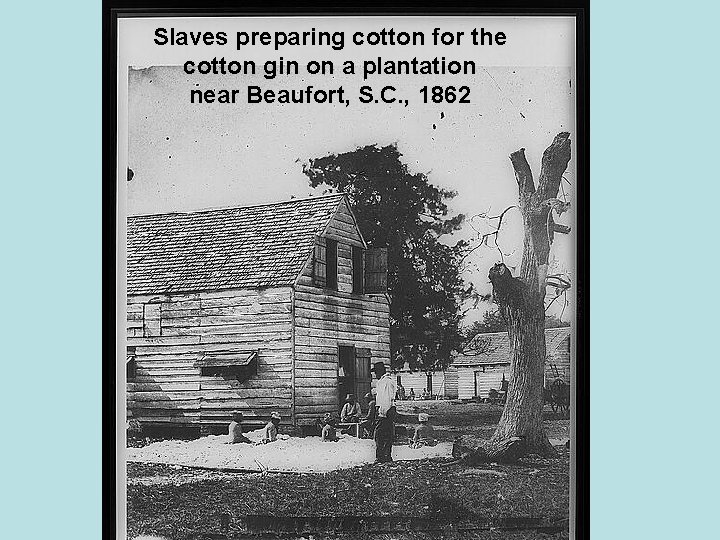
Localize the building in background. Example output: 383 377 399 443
448 327 571 401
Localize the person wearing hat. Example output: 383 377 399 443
261 411 281 444
340 393 362 423
359 390 377 439
371 361 397 462
227 411 252 444
410 412 437 448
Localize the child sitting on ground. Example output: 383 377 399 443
409 413 437 448
321 412 339 442
261 411 281 444
227 411 252 444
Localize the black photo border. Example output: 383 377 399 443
103 2 589 537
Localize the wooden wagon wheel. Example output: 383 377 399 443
550 379 565 414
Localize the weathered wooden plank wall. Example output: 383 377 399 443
293 200 391 424
444 368 459 399
392 371 447 398
127 287 293 428
545 335 571 383
457 364 509 400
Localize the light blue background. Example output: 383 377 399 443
0 1 101 539
1 1 719 538
591 0 720 538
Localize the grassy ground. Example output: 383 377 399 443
127 402 570 540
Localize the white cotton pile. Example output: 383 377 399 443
126 431 452 473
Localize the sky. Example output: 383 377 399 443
123 17 575 324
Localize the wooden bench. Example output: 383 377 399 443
337 422 361 437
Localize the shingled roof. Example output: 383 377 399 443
127 194 346 295
453 327 571 367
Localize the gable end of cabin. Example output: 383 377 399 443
292 197 391 425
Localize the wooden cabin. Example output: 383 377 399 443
126 194 389 431
390 369 449 400
448 327 571 400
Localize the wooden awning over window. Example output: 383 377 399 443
194 350 258 368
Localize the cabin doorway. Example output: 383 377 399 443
338 346 372 409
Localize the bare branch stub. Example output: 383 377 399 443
488 262 524 309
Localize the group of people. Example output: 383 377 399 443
227 411 281 445
337 361 435 461
225 362 436 462
395 382 433 401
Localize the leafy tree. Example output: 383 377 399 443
303 144 473 372
465 309 509 335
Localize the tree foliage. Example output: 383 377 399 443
465 309 509 335
303 144 473 372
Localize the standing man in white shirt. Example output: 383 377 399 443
371 361 397 463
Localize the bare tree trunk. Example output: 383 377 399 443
484 133 572 459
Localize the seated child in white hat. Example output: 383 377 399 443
261 412 281 443
410 412 437 448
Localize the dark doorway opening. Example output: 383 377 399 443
338 345 372 410
338 346 355 410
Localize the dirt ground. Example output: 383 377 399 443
394 400 570 442
127 402 570 540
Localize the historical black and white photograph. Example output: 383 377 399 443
117 15 579 540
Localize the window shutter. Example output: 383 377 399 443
355 348 371 380
352 246 364 294
143 303 161 337
126 347 137 381
354 348 372 401
313 236 327 288
326 238 338 290
364 247 387 293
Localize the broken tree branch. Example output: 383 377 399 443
462 205 519 263
509 148 535 204
535 132 571 204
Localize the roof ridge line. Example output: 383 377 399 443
128 192 346 218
